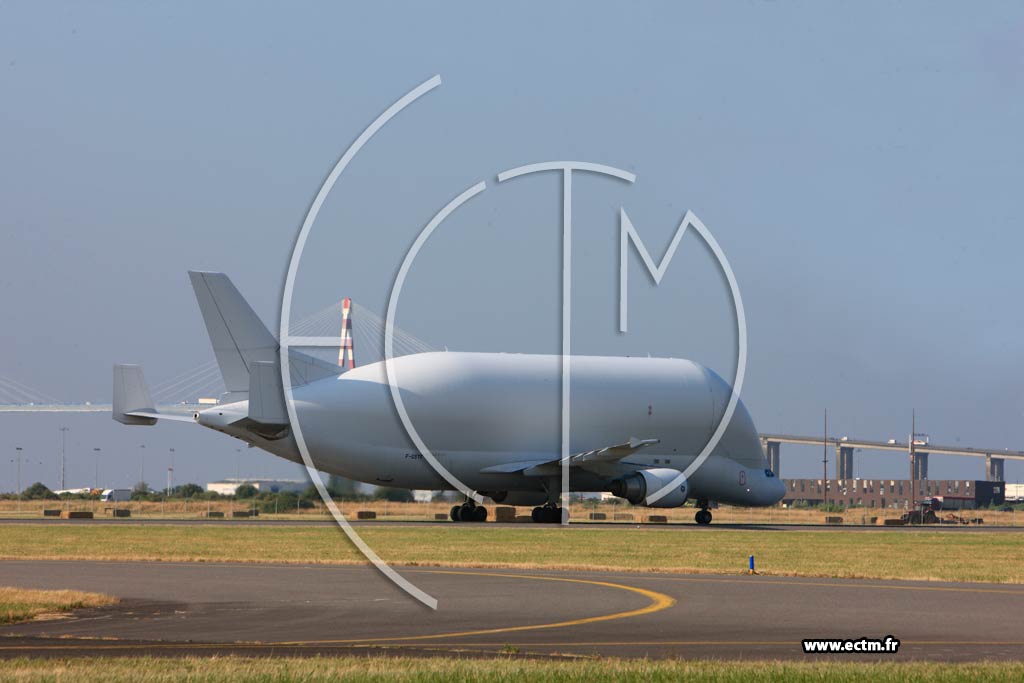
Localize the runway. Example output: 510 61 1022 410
1 560 1022 660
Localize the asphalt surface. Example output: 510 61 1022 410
1 560 1022 660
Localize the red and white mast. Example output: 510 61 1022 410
339 297 355 369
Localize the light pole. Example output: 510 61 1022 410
822 409 828 511
139 444 146 489
167 448 175 496
93 448 101 489
14 447 23 512
908 409 916 524
58 427 69 491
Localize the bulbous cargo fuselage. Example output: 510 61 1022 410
239 352 785 507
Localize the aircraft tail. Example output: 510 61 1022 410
188 271 340 400
188 271 279 396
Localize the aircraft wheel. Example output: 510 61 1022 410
537 506 563 523
695 509 712 525
531 507 544 523
450 505 461 522
473 506 488 522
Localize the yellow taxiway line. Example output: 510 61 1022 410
0 568 675 651
273 569 676 645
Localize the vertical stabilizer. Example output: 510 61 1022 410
188 271 278 394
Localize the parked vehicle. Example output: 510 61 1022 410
99 489 131 502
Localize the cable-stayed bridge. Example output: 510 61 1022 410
3 301 1022 480
0 301 437 412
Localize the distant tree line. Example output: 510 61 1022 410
4 480 1022 512
0 476 418 505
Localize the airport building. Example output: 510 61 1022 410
781 478 1005 509
205 479 307 496
1006 483 1024 503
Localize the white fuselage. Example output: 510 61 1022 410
201 352 785 507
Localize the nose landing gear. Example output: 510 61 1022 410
695 499 713 525
450 499 488 522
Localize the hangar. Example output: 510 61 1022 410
205 479 307 496
781 478 1005 509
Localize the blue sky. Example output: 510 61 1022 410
1 2 1022 489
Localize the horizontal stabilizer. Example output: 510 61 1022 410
288 350 343 387
125 410 196 423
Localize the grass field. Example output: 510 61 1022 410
0 586 115 624
1 523 1021 583
1 657 1022 682
2 499 1020 526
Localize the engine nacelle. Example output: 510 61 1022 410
609 468 689 508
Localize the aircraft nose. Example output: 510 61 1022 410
759 476 786 506
771 477 786 503
751 471 787 506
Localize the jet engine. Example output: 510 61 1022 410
609 468 689 507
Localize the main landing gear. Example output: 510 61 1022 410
531 504 567 524
450 500 488 522
532 477 568 523
694 498 713 525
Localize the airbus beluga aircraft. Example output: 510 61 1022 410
114 272 785 524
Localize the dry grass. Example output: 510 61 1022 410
0 657 1022 682
0 523 1021 584
1 498 1020 527
0 586 116 624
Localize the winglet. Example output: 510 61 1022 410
113 364 157 425
248 360 289 425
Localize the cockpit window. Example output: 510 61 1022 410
764 469 775 478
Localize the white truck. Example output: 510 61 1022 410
100 489 132 502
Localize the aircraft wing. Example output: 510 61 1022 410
479 437 660 476
478 459 553 474
566 437 660 466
